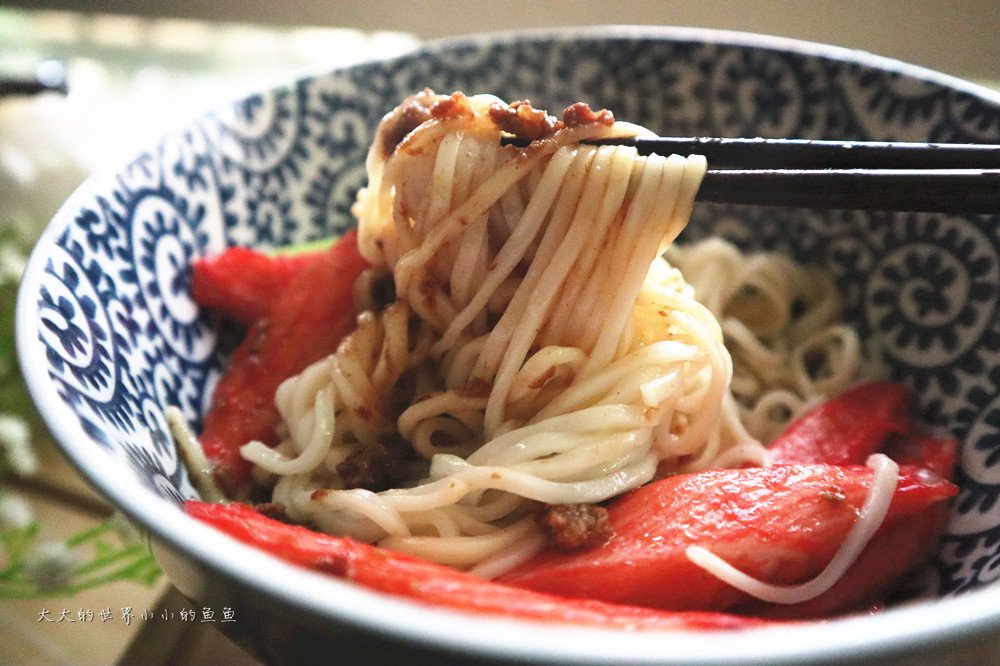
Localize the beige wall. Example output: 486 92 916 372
8 0 1000 82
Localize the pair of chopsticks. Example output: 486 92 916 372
502 136 1000 214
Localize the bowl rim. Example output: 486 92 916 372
16 23 1000 664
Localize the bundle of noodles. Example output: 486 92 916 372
239 91 763 576
666 239 867 447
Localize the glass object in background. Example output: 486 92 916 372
0 8 418 236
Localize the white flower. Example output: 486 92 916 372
0 414 37 476
23 541 81 592
0 493 34 530
0 245 27 283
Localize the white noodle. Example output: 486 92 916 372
210 92 875 580
165 406 226 503
233 92 744 573
685 453 899 604
667 238 866 445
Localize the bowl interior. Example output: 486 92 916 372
17 26 1000 662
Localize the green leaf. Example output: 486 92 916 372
0 514 162 598
270 235 339 257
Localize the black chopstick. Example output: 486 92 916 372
697 169 1000 214
580 137 1000 170
499 136 1000 213
0 74 68 99
501 136 1000 170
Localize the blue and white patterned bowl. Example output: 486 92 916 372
17 27 1000 663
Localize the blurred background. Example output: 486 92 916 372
0 2 997 664
8 0 1000 83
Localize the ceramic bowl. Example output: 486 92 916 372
17 26 1000 664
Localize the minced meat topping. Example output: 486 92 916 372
537 503 614 551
